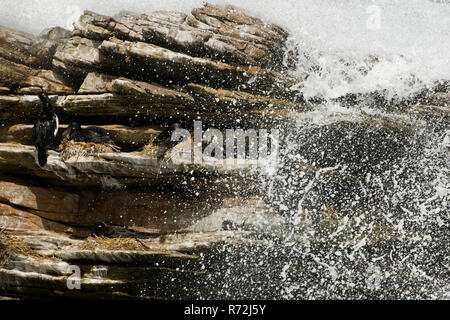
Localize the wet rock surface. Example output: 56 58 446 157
0 4 448 300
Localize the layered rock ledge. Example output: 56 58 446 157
0 4 295 299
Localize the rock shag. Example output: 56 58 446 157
63 122 114 144
59 122 119 161
32 92 59 167
91 221 148 239
153 123 185 161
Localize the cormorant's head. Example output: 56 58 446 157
91 221 107 236
68 122 81 132
37 91 51 110
62 122 81 139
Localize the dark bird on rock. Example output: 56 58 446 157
63 122 115 144
32 92 59 167
153 123 185 160
91 221 152 239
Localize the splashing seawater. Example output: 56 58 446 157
256 0 450 299
1 0 448 299
224 0 448 299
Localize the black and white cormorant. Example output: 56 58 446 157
153 123 185 160
63 122 114 144
32 92 59 167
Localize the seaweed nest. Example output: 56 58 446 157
77 236 152 251
0 230 42 266
140 136 193 160
140 136 159 157
59 141 120 161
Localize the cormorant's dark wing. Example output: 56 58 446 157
154 127 186 160
32 121 42 147
86 126 114 144
32 113 58 167
32 114 58 148
153 128 174 146
87 126 109 136
156 144 168 160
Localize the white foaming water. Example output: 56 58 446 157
1 0 449 98
276 0 450 100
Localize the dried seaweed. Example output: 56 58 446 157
0 230 42 266
77 236 154 252
59 141 120 161
140 136 159 157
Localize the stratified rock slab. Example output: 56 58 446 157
187 83 295 110
0 57 74 94
0 180 79 214
0 92 288 126
0 202 86 237
111 77 194 104
0 143 266 188
79 73 194 104
0 26 58 69
98 37 295 93
72 5 288 69
39 27 72 41
52 37 103 79
0 123 162 151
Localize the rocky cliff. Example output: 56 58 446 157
0 4 448 299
